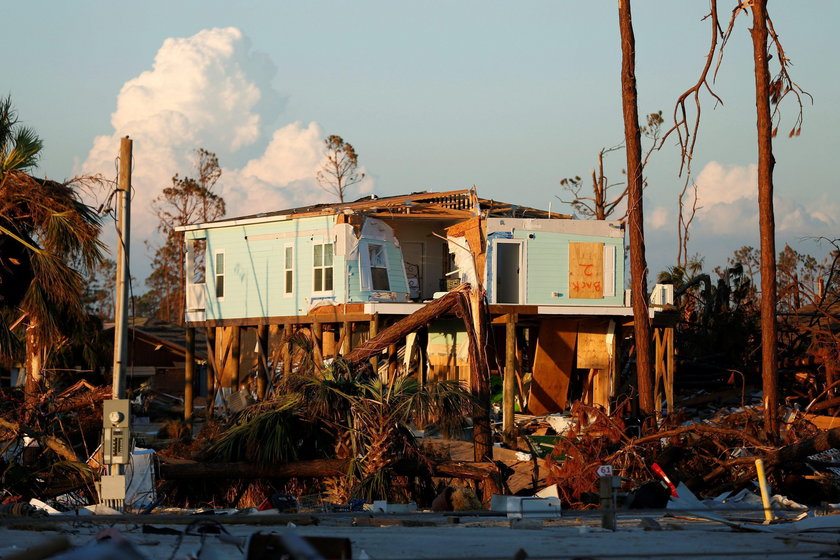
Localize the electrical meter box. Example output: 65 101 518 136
103 399 131 464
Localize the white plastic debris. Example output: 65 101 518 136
29 498 60 515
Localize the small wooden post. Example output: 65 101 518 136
599 475 617 531
342 321 352 355
503 314 516 445
184 327 195 422
256 324 268 399
370 313 380 374
283 324 293 376
666 326 675 413
312 321 324 365
322 324 336 358
653 328 664 416
417 326 428 387
231 326 242 390
206 327 217 413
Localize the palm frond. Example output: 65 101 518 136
1 127 42 172
207 396 319 466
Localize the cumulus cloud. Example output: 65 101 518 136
81 27 374 278
693 161 837 237
647 206 669 229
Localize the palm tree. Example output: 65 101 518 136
0 96 104 403
209 357 476 503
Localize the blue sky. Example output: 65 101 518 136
5 1 838 284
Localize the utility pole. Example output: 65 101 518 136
112 136 132 399
101 136 132 510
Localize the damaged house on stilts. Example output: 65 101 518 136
175 188 675 445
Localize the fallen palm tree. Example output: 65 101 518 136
157 353 497 508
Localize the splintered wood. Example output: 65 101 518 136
569 242 604 299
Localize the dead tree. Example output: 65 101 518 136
660 0 809 437
316 135 365 203
618 0 654 416
558 144 626 220
749 0 780 438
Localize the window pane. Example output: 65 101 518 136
285 270 293 293
324 268 333 291
314 269 323 292
371 267 390 291
313 244 323 267
216 276 224 298
285 247 293 269
324 244 333 266
369 244 385 267
216 252 224 271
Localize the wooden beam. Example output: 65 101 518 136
205 327 218 414
283 324 293 376
190 312 372 328
312 322 324 366
369 313 380 373
341 321 352 356
256 324 269 399
230 326 242 390
503 313 516 445
184 327 195 422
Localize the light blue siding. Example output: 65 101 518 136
202 215 344 321
346 239 409 301
486 231 624 306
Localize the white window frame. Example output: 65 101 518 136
360 241 391 292
603 244 616 297
312 241 334 295
283 243 294 297
213 249 225 300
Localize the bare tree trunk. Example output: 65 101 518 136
750 0 779 437
24 322 43 404
618 0 654 416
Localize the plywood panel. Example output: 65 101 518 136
577 319 610 369
569 242 604 299
528 319 578 415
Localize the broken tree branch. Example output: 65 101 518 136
0 417 81 463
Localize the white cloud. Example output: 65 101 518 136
80 27 375 280
695 161 757 206
648 206 669 229
691 161 838 237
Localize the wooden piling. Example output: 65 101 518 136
206 326 217 413
184 327 195 422
342 321 352 355
283 324 293 376
503 314 516 445
231 326 242 390
370 313 380 373
256 324 268 399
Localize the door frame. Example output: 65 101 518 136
492 238 526 304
